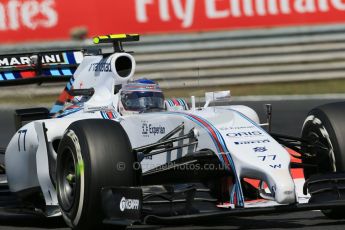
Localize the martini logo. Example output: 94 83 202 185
0 54 63 67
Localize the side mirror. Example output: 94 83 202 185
204 91 231 108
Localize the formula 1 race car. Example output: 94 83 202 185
1 34 345 230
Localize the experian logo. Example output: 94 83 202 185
119 197 140 212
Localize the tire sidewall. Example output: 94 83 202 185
302 104 345 219
302 111 337 177
57 129 88 229
56 119 138 229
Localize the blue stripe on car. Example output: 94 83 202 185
50 105 64 114
4 72 15 80
165 111 244 207
50 69 60 76
62 68 73 75
66 52 76 64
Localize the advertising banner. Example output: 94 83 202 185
1 0 345 43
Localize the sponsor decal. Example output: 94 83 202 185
142 122 166 137
0 57 30 66
119 197 140 212
85 105 114 112
234 139 270 145
4 1 345 43
253 146 268 152
0 0 58 32
88 62 112 72
226 131 262 138
219 126 255 131
0 54 63 67
136 0 345 29
41 54 63 64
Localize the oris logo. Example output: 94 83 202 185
226 131 262 138
119 197 140 212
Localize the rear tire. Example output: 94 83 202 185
302 102 345 219
56 119 140 230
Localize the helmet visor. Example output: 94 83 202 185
121 91 165 111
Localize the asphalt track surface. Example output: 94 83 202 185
1 98 345 230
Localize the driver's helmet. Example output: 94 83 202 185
119 79 165 115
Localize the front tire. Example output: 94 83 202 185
302 102 345 219
56 119 140 230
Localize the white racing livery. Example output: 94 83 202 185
1 34 345 230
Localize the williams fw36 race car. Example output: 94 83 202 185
1 35 345 230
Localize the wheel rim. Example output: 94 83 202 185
304 124 340 217
303 125 336 176
58 147 79 212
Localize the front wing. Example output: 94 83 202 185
101 172 345 226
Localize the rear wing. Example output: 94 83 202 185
0 34 140 87
93 34 139 52
0 51 84 86
0 34 141 117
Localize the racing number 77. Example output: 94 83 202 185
17 129 27 152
